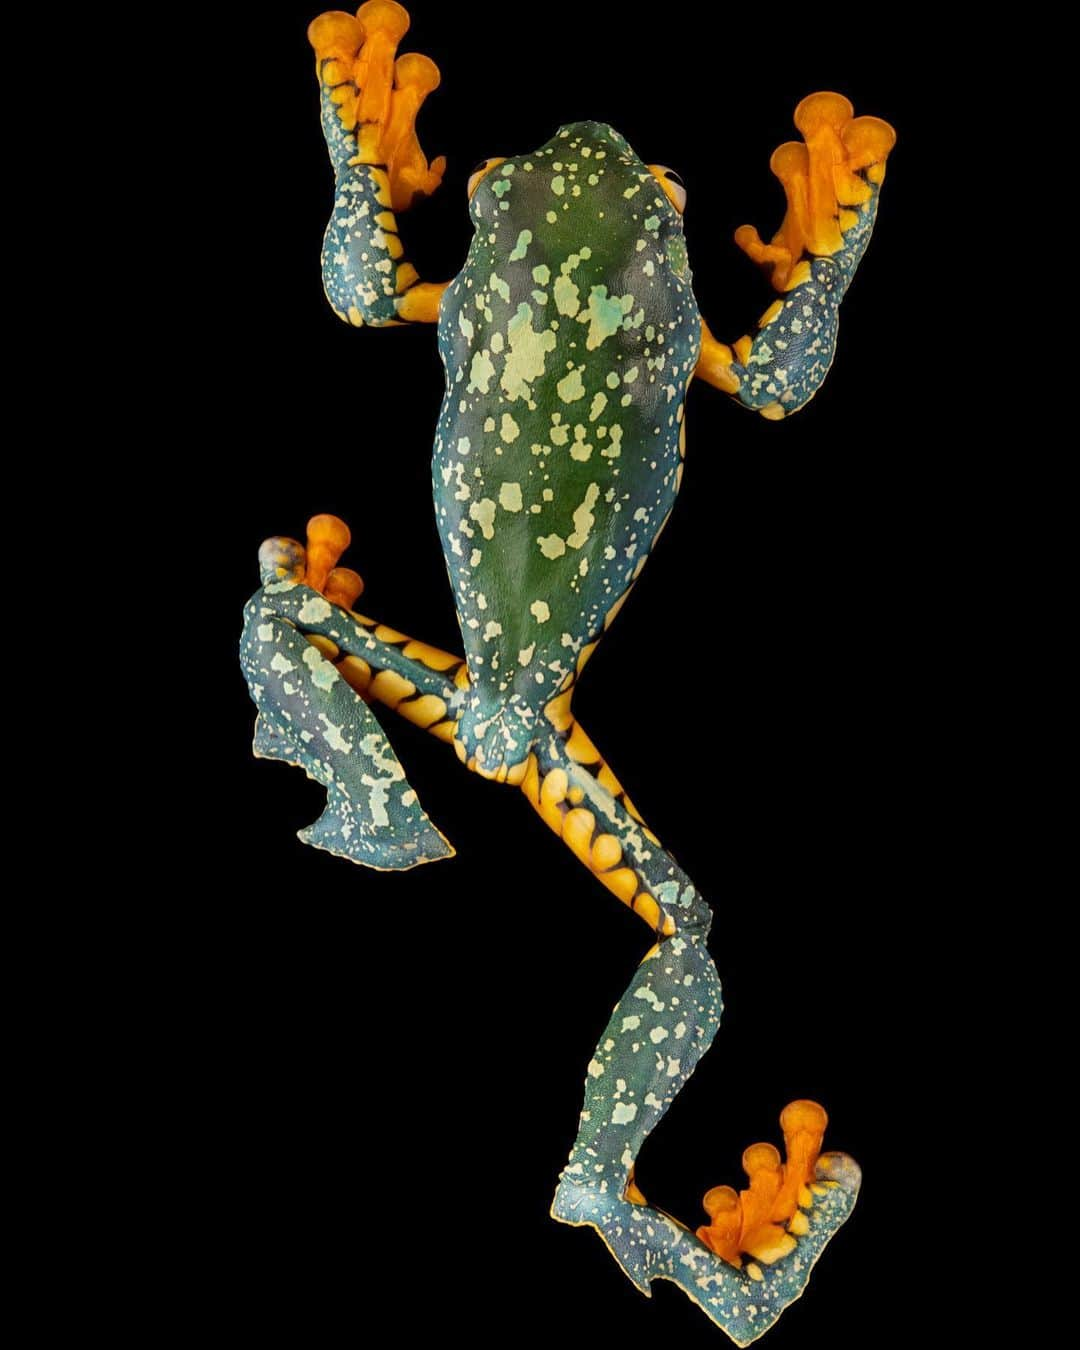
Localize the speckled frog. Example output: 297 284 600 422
239 4 895 1341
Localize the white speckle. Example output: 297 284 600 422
538 534 566 559
499 482 523 512
317 714 352 754
298 596 332 624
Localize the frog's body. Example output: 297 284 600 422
436 122 698 771
239 4 896 1342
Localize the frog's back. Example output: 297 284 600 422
434 122 700 760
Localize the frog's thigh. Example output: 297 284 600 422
525 723 860 1345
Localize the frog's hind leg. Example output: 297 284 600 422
243 516 474 867
526 718 860 1345
255 517 469 744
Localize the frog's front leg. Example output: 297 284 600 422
309 1 448 326
522 720 860 1345
696 93 895 418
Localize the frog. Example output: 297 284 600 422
238 3 896 1341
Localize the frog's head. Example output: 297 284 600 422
465 120 692 290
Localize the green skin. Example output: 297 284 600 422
241 89 890 1343
435 125 697 770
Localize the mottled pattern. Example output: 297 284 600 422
730 183 885 414
240 583 454 867
434 122 699 772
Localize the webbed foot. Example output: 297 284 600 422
734 93 895 295
696 92 895 417
309 1 445 211
552 1110 860 1346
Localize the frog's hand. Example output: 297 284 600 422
309 2 448 326
240 528 456 869
696 93 896 419
518 722 859 1343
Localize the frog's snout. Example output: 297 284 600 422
550 119 628 150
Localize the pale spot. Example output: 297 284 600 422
554 275 581 318
649 1026 669 1044
468 349 495 393
567 483 600 548
538 534 567 559
500 413 520 442
557 368 585 403
317 714 352 754
469 498 497 540
578 285 634 350
499 481 523 512
530 600 551 622
501 303 557 401
298 596 332 624
612 1102 638 1125
302 644 337 691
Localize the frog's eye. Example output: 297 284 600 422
647 164 687 215
468 157 507 200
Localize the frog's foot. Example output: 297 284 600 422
734 93 895 294
552 1118 860 1347
696 92 895 416
309 2 446 212
259 514 365 607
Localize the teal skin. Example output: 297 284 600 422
241 25 893 1340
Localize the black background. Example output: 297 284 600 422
200 4 954 1343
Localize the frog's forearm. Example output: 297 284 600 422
695 93 895 418
310 3 449 327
